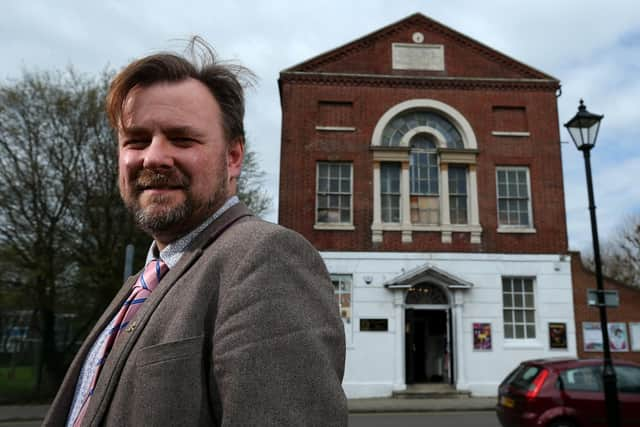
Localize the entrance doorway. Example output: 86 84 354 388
405 309 451 384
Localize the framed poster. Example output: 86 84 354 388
630 323 640 352
473 322 492 351
583 322 603 352
608 322 629 352
549 323 567 349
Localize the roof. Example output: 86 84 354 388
521 357 640 370
281 13 558 83
383 263 473 290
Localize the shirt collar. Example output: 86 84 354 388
145 195 239 269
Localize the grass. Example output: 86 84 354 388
0 366 36 402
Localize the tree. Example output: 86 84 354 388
237 142 272 217
0 68 273 398
0 69 149 396
582 213 640 289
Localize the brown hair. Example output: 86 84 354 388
106 37 254 142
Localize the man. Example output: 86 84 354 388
44 40 347 426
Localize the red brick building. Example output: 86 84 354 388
571 252 640 363
278 13 576 397
279 13 567 254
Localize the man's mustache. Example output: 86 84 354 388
134 169 190 192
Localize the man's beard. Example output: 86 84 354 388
123 167 228 238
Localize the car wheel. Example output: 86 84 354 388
549 420 576 427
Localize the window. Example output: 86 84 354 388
615 366 640 393
381 163 401 223
502 277 536 339
497 167 532 228
410 135 439 224
317 162 352 224
448 165 468 224
559 367 602 392
371 103 482 244
330 275 352 325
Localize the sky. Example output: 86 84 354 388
2 0 639 252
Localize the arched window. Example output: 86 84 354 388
381 110 463 148
371 100 482 244
405 283 448 305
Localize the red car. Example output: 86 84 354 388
496 358 640 427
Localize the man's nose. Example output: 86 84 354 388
142 136 174 169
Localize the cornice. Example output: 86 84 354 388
280 71 560 91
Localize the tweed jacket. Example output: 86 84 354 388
44 203 347 426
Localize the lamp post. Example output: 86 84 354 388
564 100 619 427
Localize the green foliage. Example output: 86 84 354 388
0 366 36 403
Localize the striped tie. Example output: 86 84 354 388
72 259 169 426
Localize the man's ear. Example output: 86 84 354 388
227 138 244 182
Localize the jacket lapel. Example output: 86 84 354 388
44 275 136 426
83 203 252 426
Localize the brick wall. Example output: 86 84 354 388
278 14 567 254
279 80 567 254
571 251 640 362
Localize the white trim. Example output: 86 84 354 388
370 99 477 149
315 126 357 132
495 166 534 230
314 223 355 231
369 100 482 244
497 227 537 234
492 131 530 137
399 126 447 148
405 304 449 310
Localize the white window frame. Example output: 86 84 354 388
448 164 469 225
496 166 535 233
315 162 354 230
381 162 402 224
330 274 353 345
502 277 537 341
370 100 482 244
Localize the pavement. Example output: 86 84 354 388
0 397 496 422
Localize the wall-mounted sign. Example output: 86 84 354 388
360 319 388 332
583 322 603 352
608 322 629 352
587 289 619 307
549 323 567 349
630 323 640 352
473 323 492 351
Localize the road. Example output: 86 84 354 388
349 411 499 427
0 411 500 427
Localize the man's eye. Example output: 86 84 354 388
172 137 196 145
123 139 149 148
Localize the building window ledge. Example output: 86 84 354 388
497 227 536 234
371 223 483 243
314 223 355 231
315 126 356 132
503 340 543 350
492 131 530 137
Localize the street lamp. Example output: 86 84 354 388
564 100 619 427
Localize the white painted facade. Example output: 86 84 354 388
322 251 577 398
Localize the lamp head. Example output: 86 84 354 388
564 99 604 151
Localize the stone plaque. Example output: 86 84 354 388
392 43 445 71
